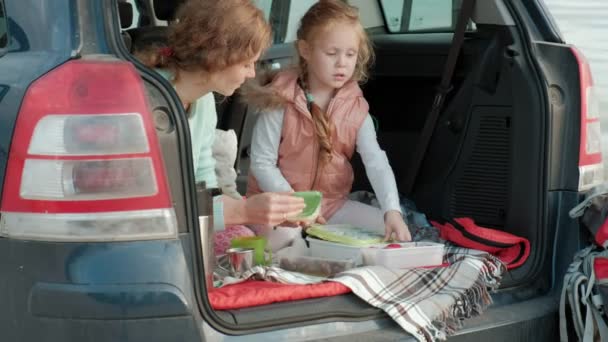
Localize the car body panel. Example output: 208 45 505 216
0 0 592 341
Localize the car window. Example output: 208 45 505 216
0 0 7 55
124 0 140 30
378 0 470 33
253 0 317 44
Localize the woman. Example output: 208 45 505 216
138 0 305 251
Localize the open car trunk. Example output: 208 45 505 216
207 22 549 325
111 0 583 339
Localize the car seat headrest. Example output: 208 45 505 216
154 0 186 21
129 26 169 53
118 1 134 29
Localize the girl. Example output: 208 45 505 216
246 0 410 241
140 0 306 253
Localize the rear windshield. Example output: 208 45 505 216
254 0 318 43
378 0 471 33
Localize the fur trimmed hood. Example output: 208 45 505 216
239 67 366 112
238 68 296 111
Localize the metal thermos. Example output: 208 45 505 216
196 182 217 290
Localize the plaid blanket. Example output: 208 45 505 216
218 245 505 342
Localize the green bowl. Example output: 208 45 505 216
292 191 322 220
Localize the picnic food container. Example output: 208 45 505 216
278 255 355 277
307 236 445 269
306 224 384 246
361 242 445 269
306 237 365 265
306 225 385 265
290 191 322 221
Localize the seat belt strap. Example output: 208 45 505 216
401 0 476 194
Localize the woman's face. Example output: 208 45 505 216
209 52 261 96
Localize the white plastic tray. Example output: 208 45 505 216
307 237 445 269
361 242 444 269
306 237 365 265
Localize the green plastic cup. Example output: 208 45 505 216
230 236 272 266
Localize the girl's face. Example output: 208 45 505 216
209 52 260 96
299 22 360 92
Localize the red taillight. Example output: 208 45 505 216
70 159 156 196
0 59 177 241
571 47 603 191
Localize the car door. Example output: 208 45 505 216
532 0 606 293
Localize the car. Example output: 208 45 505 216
0 0 602 341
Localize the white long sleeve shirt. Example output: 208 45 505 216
250 109 402 214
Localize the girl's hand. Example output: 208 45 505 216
384 210 411 242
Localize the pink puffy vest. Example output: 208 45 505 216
247 70 369 219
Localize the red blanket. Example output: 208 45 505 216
209 280 351 310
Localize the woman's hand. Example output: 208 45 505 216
277 213 326 228
384 210 411 242
242 192 305 226
294 215 326 229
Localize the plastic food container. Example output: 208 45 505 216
278 255 355 277
306 237 365 265
361 242 445 269
290 191 322 221
306 224 384 246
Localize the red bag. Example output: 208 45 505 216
431 217 530 269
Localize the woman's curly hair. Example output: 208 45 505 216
140 0 271 74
